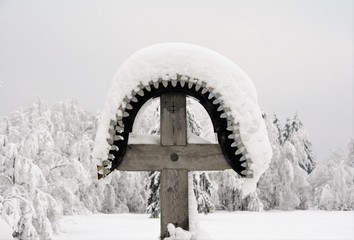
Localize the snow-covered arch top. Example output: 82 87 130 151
93 43 272 194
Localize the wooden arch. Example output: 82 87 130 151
101 75 253 178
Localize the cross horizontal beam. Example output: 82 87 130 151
117 144 231 171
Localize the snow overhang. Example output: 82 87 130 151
93 43 272 195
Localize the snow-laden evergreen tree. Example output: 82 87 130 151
282 113 315 173
193 172 215 214
145 171 160 218
279 141 312 210
272 113 283 144
258 112 312 210
186 99 202 136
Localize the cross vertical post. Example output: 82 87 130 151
161 94 187 146
160 93 189 238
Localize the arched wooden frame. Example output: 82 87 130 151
105 75 252 177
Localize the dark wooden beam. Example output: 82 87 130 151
118 144 231 171
160 169 189 237
160 93 188 238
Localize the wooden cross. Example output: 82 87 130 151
117 93 231 238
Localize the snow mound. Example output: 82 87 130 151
128 133 212 144
128 134 160 144
164 223 192 240
93 43 272 195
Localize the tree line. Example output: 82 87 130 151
0 98 353 239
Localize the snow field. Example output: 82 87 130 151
54 211 354 240
199 211 354 240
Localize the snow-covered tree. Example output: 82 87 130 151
193 172 215 214
0 101 61 239
210 170 242 211
186 99 202 136
145 171 160 218
308 145 354 210
282 114 315 173
278 142 312 210
0 99 103 239
257 112 282 210
108 171 146 213
134 98 160 135
272 113 283 144
241 192 264 211
258 112 312 210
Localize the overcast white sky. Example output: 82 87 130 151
0 0 353 158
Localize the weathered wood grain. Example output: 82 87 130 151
118 144 231 171
160 94 187 146
160 93 187 238
160 169 189 238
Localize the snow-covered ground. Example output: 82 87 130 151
0 218 14 240
54 211 354 240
